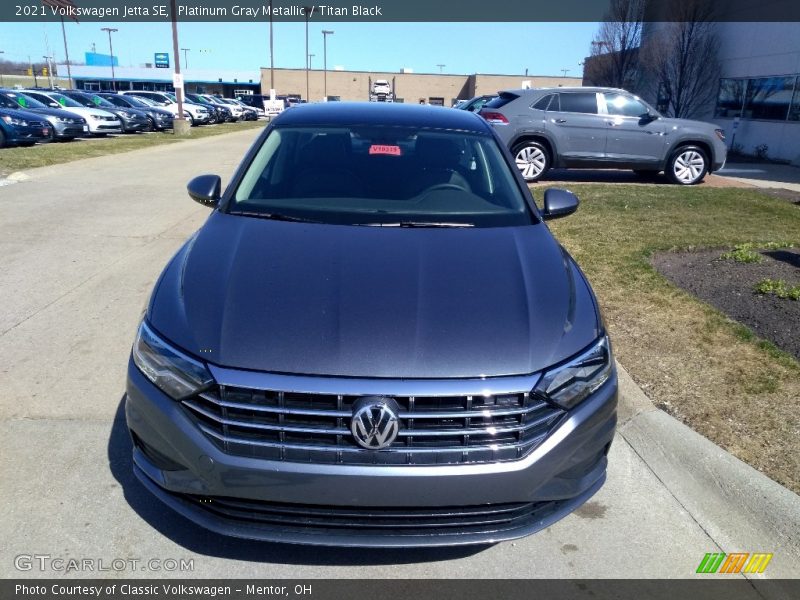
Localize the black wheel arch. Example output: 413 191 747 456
509 132 557 164
664 138 713 170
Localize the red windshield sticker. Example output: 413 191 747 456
369 144 402 156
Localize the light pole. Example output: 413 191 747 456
308 53 315 70
181 48 190 69
436 64 445 73
60 17 73 89
321 30 333 101
303 6 313 101
43 55 54 89
560 68 570 78
169 0 189 135
100 27 118 90
268 0 274 92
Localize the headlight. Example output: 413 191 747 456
132 321 213 400
714 128 726 141
88 114 100 120
1 115 28 126
534 336 612 410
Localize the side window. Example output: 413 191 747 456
532 94 554 111
605 93 649 118
557 93 598 114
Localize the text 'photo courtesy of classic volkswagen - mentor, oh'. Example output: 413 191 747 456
125 102 618 547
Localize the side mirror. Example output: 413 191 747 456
187 174 221 207
542 188 579 220
641 111 658 124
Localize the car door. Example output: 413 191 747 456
601 91 667 164
546 92 607 160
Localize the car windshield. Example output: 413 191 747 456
42 92 83 108
131 95 157 107
136 94 171 106
232 126 533 227
87 94 117 109
64 93 99 108
2 92 47 109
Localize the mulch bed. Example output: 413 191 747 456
652 248 800 360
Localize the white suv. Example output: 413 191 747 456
372 80 392 96
121 91 211 126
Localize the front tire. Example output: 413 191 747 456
513 141 550 182
667 146 708 185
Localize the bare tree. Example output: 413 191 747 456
585 0 645 90
643 0 721 118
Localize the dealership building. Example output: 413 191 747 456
709 22 800 164
56 62 580 107
259 68 581 105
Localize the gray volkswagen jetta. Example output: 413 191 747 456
126 102 618 547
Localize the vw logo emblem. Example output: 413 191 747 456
350 397 400 450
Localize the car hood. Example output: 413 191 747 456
60 106 118 119
10 106 76 120
658 116 717 133
148 211 601 378
0 107 48 121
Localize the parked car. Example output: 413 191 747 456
60 90 151 133
239 94 284 116
232 98 265 119
0 89 86 141
207 96 246 121
22 89 122 135
126 102 618 547
120 91 210 126
456 94 497 113
481 87 727 185
0 106 51 147
163 92 213 125
184 93 230 123
196 95 238 122
97 93 174 131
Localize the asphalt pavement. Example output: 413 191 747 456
1 129 798 582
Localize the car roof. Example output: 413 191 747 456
273 102 492 133
499 86 628 95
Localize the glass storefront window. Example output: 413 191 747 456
790 76 800 121
715 78 746 118
743 76 795 120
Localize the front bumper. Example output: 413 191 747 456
51 121 85 139
120 117 150 132
126 360 617 547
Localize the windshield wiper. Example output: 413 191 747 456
361 221 474 228
229 210 321 224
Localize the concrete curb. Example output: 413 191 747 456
615 362 800 578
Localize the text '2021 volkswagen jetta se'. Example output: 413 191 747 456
126 102 618 547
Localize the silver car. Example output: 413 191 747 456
481 87 727 185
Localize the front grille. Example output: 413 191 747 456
180 492 558 537
182 383 565 465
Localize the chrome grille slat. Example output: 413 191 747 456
196 422 551 454
185 380 565 465
184 398 558 437
199 391 549 419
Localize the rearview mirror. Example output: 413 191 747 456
187 174 221 207
542 188 579 220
